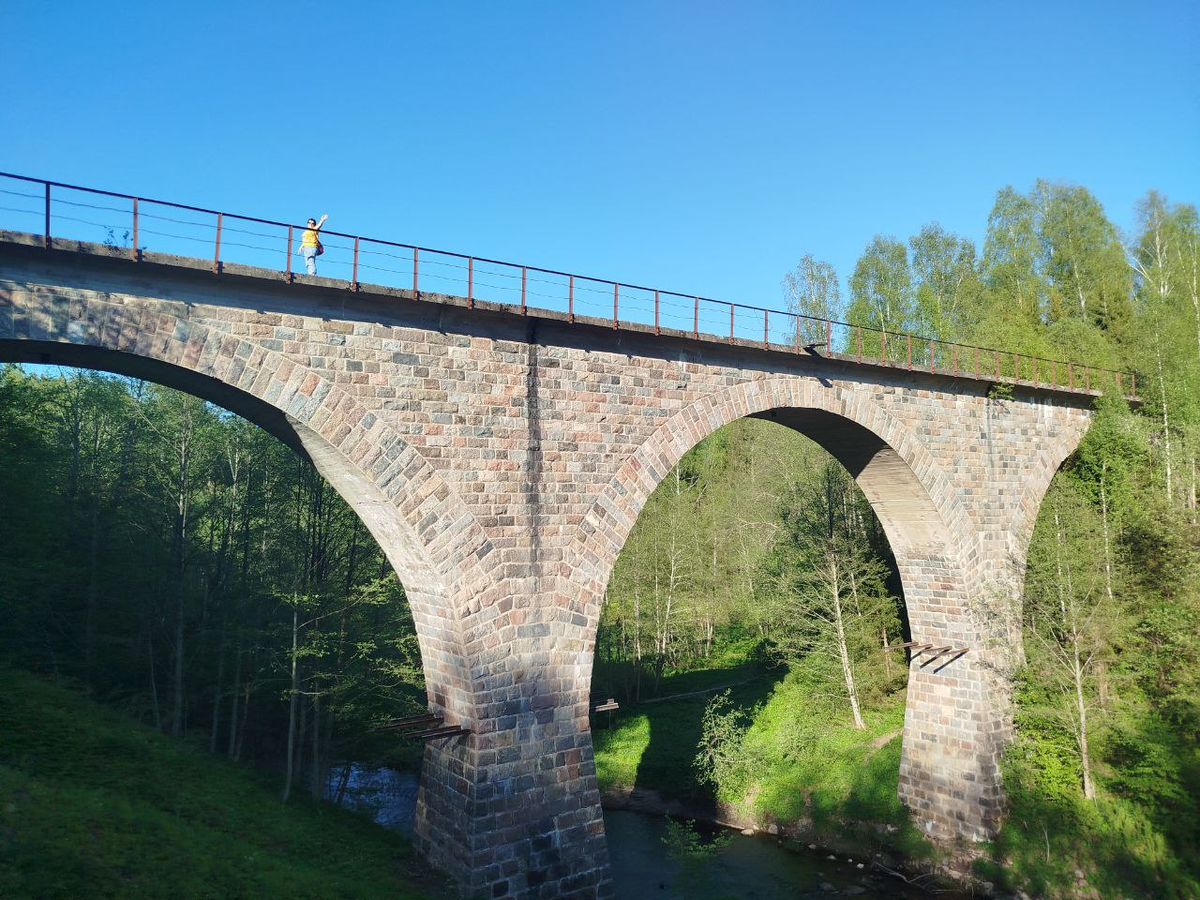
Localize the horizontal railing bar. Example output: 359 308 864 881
0 170 1135 384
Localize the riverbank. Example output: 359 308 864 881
592 665 929 852
0 668 452 899
592 660 1198 899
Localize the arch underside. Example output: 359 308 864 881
751 408 971 640
756 407 950 557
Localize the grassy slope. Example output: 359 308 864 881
977 732 1200 900
0 669 449 900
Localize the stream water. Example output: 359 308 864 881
329 764 943 899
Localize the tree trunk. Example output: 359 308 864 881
831 555 865 730
282 605 300 803
227 637 243 759
1157 345 1173 503
1074 642 1095 800
209 629 225 754
84 492 101 691
1099 462 1115 603
147 627 162 731
234 671 251 762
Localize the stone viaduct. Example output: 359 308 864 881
0 232 1100 899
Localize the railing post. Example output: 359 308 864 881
856 327 862 362
613 283 619 328
213 212 222 274
693 297 699 338
1032 357 1038 387
974 346 979 378
794 317 802 353
1068 362 1074 389
44 182 51 250
412 248 419 296
953 344 958 377
655 290 661 335
352 237 360 290
568 275 574 322
879 330 886 364
729 303 735 341
1085 369 1091 392
763 309 769 346
994 351 999 380
1116 372 1123 393
1013 353 1019 381
928 339 934 373
1131 372 1136 397
132 198 139 261
1051 360 1057 388
286 225 293 280
906 334 912 369
468 257 474 307
521 266 527 314
826 319 831 354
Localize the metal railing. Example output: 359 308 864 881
0 171 1135 397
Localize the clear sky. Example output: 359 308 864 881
4 1 1198 309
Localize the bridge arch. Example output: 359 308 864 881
564 375 979 624
0 322 497 727
560 374 1011 841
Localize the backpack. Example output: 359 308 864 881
316 240 324 256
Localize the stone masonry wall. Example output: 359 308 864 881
0 236 1096 897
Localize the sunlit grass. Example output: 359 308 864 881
594 714 650 791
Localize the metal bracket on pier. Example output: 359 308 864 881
377 712 471 741
590 698 620 713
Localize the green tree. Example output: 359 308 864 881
908 223 982 342
782 254 841 346
846 236 914 362
759 461 902 729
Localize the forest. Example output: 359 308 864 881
1 180 1198 899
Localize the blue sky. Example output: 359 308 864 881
3 1 1198 311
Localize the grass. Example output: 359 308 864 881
593 660 931 858
593 662 783 801
0 668 449 900
971 730 1200 900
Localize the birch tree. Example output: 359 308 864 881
759 461 901 729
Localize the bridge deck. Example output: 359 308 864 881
0 171 1133 402
0 229 1129 405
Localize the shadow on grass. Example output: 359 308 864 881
591 663 786 816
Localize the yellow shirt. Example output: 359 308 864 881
301 227 319 247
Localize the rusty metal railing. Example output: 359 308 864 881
0 171 1134 398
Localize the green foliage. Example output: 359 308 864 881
986 724 1199 900
973 183 1200 897
593 664 781 800
0 668 447 900
659 818 734 900
598 180 1200 898
845 235 915 361
661 817 731 861
694 689 754 794
0 365 426 797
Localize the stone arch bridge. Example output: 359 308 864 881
1 231 1106 899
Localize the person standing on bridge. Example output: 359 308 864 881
298 214 328 275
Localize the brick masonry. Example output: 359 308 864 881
0 235 1097 899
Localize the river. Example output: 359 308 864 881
328 764 940 899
